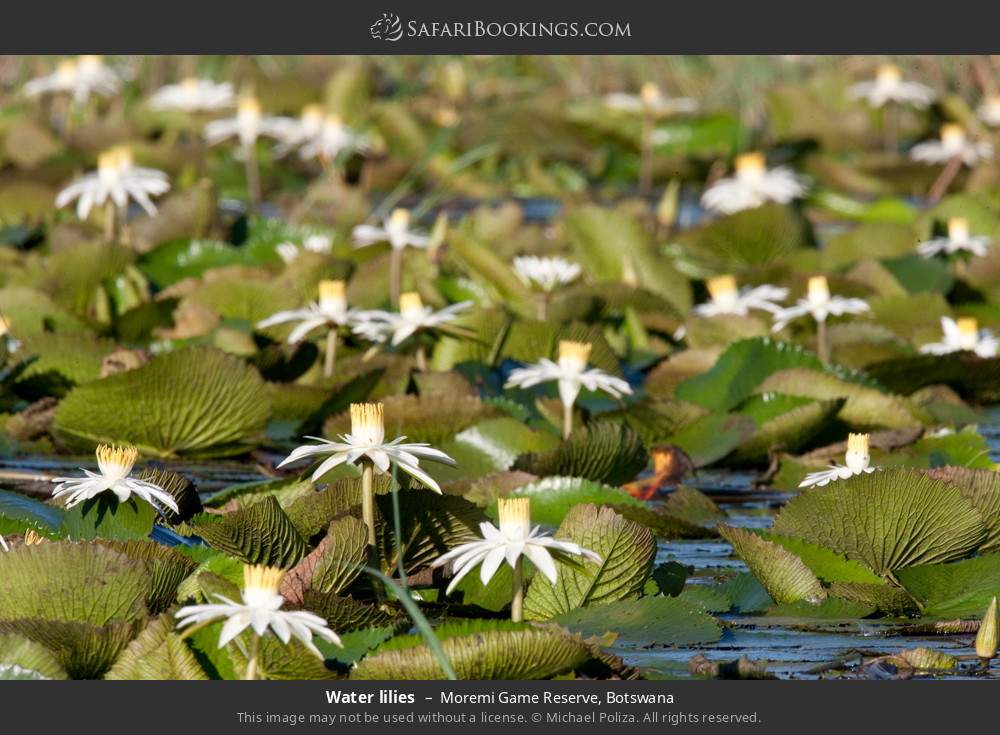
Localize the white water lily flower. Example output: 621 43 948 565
917 217 991 258
771 276 870 332
24 56 120 104
257 280 357 342
920 316 999 358
910 124 993 166
700 152 807 215
693 275 788 317
275 234 333 264
269 104 327 156
51 444 179 513
297 114 369 162
55 146 170 220
977 95 1000 128
800 433 877 488
352 292 471 346
277 402 456 493
505 340 632 412
175 565 341 658
512 255 582 293
204 96 283 148
352 208 430 251
603 82 698 116
432 497 601 594
148 77 235 112
0 535 7 552
847 64 935 108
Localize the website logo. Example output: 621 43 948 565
370 13 404 41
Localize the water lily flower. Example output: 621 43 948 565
0 535 7 552
771 276 870 363
603 82 698 116
175 565 341 677
354 292 471 348
977 95 1000 128
257 280 357 377
910 124 993 166
204 96 285 207
51 444 179 514
700 152 808 215
431 497 600 622
847 64 935 108
799 433 877 488
504 340 632 439
976 596 998 663
917 217 991 258
278 402 456 559
693 275 788 318
353 209 432 306
513 255 581 293
278 401 456 493
297 114 369 163
148 77 235 112
24 55 120 104
55 147 170 233
275 234 333 264
920 316 999 358
512 255 582 319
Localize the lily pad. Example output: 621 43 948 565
718 525 826 604
555 596 722 648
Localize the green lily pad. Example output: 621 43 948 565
513 421 649 486
718 525 826 604
897 554 1000 618
556 596 722 648
105 615 208 680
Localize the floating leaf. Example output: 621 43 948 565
665 412 755 467
105 615 208 680
323 393 492 446
718 525 826 605
97 540 198 614
772 469 986 575
897 554 1000 618
0 617 141 680
732 398 844 464
53 346 270 458
507 476 644 526
281 516 368 606
352 622 593 680
555 596 722 647
513 422 648 486
524 504 655 620
0 633 67 680
926 467 1000 553
191 495 308 567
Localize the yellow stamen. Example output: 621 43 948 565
318 279 346 302
940 123 966 145
735 151 766 175
399 292 424 314
78 55 103 71
300 103 324 123
807 275 830 303
238 96 261 118
350 402 384 436
95 443 139 477
181 77 200 92
243 564 285 595
876 63 902 84
23 529 44 546
434 108 460 128
847 433 869 456
640 82 661 105
559 340 592 366
56 59 77 78
957 317 979 337
947 217 970 242
388 208 411 229
0 315 10 337
497 497 531 529
976 596 998 660
707 275 738 301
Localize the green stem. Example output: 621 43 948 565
536 293 549 322
511 557 524 623
638 112 655 198
244 634 259 681
243 141 261 210
389 248 403 309
816 319 829 365
562 401 573 440
415 345 427 372
103 202 118 243
324 329 337 379
361 459 378 568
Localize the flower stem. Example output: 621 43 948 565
511 557 524 623
928 154 963 204
243 142 261 211
415 345 427 372
324 329 338 379
244 634 260 681
638 111 655 198
536 293 549 321
562 401 573 440
103 202 118 243
389 248 403 309
816 318 830 365
361 458 378 562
